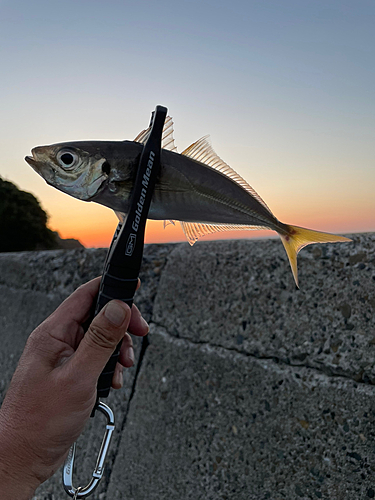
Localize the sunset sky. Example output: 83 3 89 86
0 0 374 248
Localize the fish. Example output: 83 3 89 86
25 116 350 286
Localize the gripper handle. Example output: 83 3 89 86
94 105 167 402
95 270 139 399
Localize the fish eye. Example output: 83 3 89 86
61 153 74 165
57 149 80 170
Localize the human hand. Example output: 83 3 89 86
0 277 148 499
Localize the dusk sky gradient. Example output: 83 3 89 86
0 0 374 247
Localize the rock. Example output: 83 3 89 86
0 233 373 499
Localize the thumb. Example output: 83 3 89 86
71 300 131 382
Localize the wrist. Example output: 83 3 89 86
0 412 40 499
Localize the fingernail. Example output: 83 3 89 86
105 301 127 326
141 317 150 333
113 370 123 388
127 346 135 365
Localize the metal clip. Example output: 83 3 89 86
63 401 115 498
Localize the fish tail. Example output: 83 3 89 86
279 224 351 287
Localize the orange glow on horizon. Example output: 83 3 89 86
52 215 374 249
53 218 276 248
24 140 375 250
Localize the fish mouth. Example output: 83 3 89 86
25 148 41 170
25 151 56 186
25 155 37 167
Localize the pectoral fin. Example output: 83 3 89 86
115 211 125 223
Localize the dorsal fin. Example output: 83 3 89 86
134 116 178 152
179 221 269 246
161 116 177 152
133 128 149 144
181 136 271 213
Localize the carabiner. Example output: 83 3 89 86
63 401 115 498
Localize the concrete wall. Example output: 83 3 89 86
0 233 374 500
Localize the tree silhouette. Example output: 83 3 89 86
0 177 57 252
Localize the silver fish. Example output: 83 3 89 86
25 116 350 286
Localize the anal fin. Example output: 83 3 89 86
163 220 176 229
180 221 268 246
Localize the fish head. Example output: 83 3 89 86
25 142 109 201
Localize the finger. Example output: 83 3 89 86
128 304 149 337
112 363 124 389
49 277 101 326
118 333 135 367
51 277 141 329
51 277 140 328
70 300 131 381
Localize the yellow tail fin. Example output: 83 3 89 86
279 225 351 287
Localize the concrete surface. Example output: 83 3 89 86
0 234 374 499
